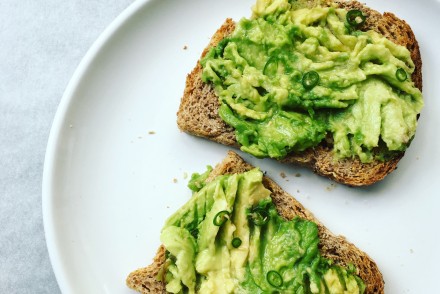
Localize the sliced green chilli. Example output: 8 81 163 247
213 210 230 226
346 9 366 26
396 68 407 82
267 270 283 288
302 71 320 89
231 237 242 248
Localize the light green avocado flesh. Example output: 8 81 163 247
201 0 423 162
161 168 366 293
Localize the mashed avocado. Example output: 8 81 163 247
161 168 365 293
201 0 423 162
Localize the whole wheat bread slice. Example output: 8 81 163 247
126 151 384 293
176 0 423 187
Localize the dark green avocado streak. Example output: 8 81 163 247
160 168 366 293
201 1 423 163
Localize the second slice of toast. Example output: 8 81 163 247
126 151 385 293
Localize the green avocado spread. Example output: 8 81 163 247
201 0 423 162
161 168 365 293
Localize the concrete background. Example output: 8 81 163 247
0 1 134 292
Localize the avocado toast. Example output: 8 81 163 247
126 151 383 293
177 0 423 186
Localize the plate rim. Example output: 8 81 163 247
41 0 149 291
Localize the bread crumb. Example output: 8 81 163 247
173 178 178 183
280 172 286 178
294 173 301 177
183 45 188 50
183 172 188 179
297 189 300 193
148 131 156 135
326 183 336 191
138 136 143 139
166 206 170 209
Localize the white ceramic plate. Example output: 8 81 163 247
43 0 440 293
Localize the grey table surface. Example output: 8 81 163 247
0 1 134 293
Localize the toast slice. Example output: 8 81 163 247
126 151 384 293
176 0 423 187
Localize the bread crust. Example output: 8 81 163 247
126 151 385 293
176 1 423 186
